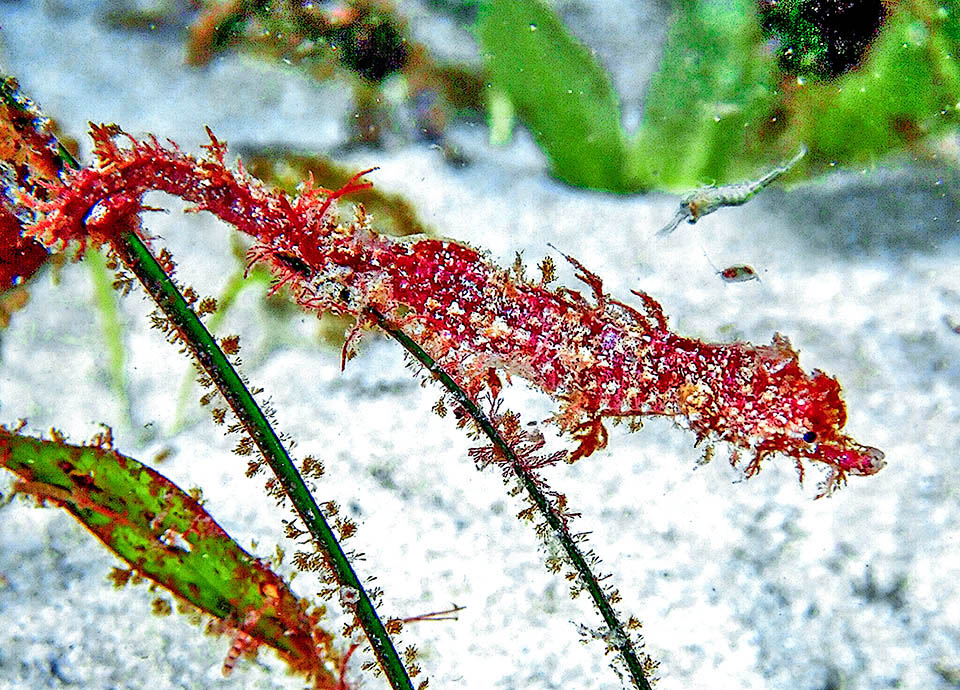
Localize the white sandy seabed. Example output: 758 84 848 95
0 2 958 690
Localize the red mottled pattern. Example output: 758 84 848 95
0 205 48 287
21 127 884 495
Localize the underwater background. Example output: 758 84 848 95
0 1 958 688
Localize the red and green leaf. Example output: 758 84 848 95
0 425 343 687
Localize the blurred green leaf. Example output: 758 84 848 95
628 0 780 189
474 0 960 194
475 0 629 191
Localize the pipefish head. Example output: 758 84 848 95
745 338 885 485
783 369 885 478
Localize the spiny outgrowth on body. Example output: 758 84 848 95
0 76 62 288
19 125 884 495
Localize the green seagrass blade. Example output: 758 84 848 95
0 426 338 682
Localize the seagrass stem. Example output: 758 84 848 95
110 229 414 690
368 306 655 690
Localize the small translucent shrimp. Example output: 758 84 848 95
657 145 808 236
716 264 759 283
701 249 760 283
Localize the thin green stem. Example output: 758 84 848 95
2 75 411 688
368 307 655 690
86 250 131 423
112 230 413 690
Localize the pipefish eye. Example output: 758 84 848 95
802 431 818 443
274 251 312 277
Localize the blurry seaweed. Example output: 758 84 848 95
477 0 960 190
187 0 486 152
475 0 628 191
626 0 780 189
776 0 960 165
91 0 960 192
240 145 433 238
